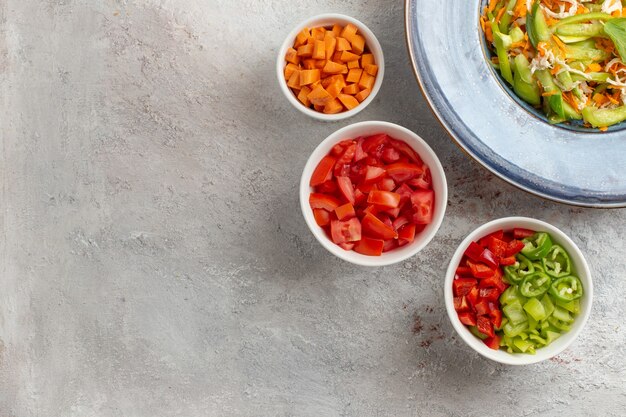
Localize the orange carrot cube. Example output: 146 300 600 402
324 33 337 60
358 72 375 90
347 60 360 69
364 64 378 76
314 104 325 112
297 44 314 57
308 84 333 106
342 83 360 95
346 69 363 83
332 24 342 37
323 60 347 74
302 59 317 70
361 53 375 67
312 40 326 60
337 93 360 110
323 98 344 114
287 70 301 90
355 88 371 102
340 23 358 43
284 63 299 80
311 27 326 41
299 69 320 86
336 37 352 51
298 86 312 106
351 35 365 55
285 47 300 65
340 50 360 62
295 28 311 47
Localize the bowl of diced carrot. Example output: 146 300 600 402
277 14 384 121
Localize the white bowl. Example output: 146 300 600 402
276 13 385 121
444 217 593 365
300 121 447 266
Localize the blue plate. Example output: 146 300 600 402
405 0 626 207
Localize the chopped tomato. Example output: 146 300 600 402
382 239 398 252
338 242 355 251
363 166 386 183
354 137 367 161
398 223 416 243
513 228 535 239
367 190 401 208
383 206 400 218
334 143 356 176
354 189 366 205
381 146 400 163
389 138 422 164
453 277 477 297
362 133 388 153
410 190 434 224
316 180 337 194
392 216 410 231
335 203 355 221
310 155 336 186
309 193 340 211
476 316 495 338
330 218 361 244
386 162 423 183
361 213 398 240
378 177 395 191
336 176 355 205
313 208 331 226
353 237 384 256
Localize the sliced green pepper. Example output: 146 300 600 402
535 70 582 120
549 276 584 302
503 299 528 325
504 254 535 284
499 0 518 33
542 245 571 278
492 20 513 85
521 232 553 260
523 297 547 321
551 12 614 28
555 22 605 39
520 272 552 298
513 54 541 106
527 1 551 48
564 39 611 62
582 105 626 128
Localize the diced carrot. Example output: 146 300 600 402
323 98 344 114
342 83 360 95
312 40 326 60
355 88 371 102
593 93 609 106
336 37 352 51
324 33 337 60
337 94 360 110
346 68 363 83
351 35 365 55
298 86 312 106
323 60 347 74
327 80 343 99
364 64 378 76
322 74 345 89
340 23 358 43
299 69 320 86
361 53 374 67
308 84 333 106
287 70 301 90
311 27 326 41
358 72 375 90
295 28 311 48
340 50 360 62
314 104 325 112
303 59 317 70
310 80 321 90
332 24 342 37
284 63 299 80
306 36 316 45
332 51 343 62
314 59 326 69
285 47 300 65
297 44 314 57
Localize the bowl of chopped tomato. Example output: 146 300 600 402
444 217 592 365
300 121 447 266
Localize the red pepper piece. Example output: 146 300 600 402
490 309 503 329
453 277 478 297
477 315 495 338
456 266 473 277
466 287 480 306
479 287 500 302
504 239 525 257
499 256 517 266
474 299 490 316
478 230 504 247
513 228 535 239
479 248 499 268
458 311 477 326
487 237 508 258
453 296 470 312
464 241 484 262
483 334 501 350
479 268 507 292
467 260 495 279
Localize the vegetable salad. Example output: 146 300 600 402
481 0 626 129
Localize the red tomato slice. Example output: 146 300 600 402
378 177 396 191
513 228 535 239
338 242 355 251
383 207 400 218
335 203 355 221
453 277 477 297
361 213 398 240
407 168 432 190
394 183 413 206
354 137 367 162
458 311 477 326
410 190 434 225
309 193 340 211
392 215 410 231
353 237 384 256
330 218 361 244
315 180 337 194
334 143 356 176
381 146 400 163
363 205 381 216
336 176 355 204
313 209 331 226
398 223 416 243
354 189 366 205
477 316 495 338
362 133 389 153
388 138 423 164
363 166 386 183
382 239 398 252
310 155 336 186
367 190 401 208
483 334 501 350
385 162 423 183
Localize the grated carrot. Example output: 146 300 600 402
552 35 567 54
551 64 561 75
496 6 507 23
587 63 602 72
599 126 608 132
487 0 499 13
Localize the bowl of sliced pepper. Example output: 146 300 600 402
444 217 592 365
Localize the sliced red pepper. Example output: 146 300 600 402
479 287 500 302
479 248 499 268
464 241 484 262
477 315 495 338
513 228 535 239
474 299 490 316
466 287 479 306
467 260 495 279
453 277 477 297
483 334 501 350
453 296 470 312
456 266 473 277
490 309 503 329
504 239 525 257
478 230 504 247
458 311 477 326
499 256 517 266
486 237 508 258
479 268 507 292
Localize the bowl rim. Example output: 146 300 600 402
444 216 593 365
300 120 448 266
276 13 385 122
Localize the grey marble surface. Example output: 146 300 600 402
1 1 625 416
